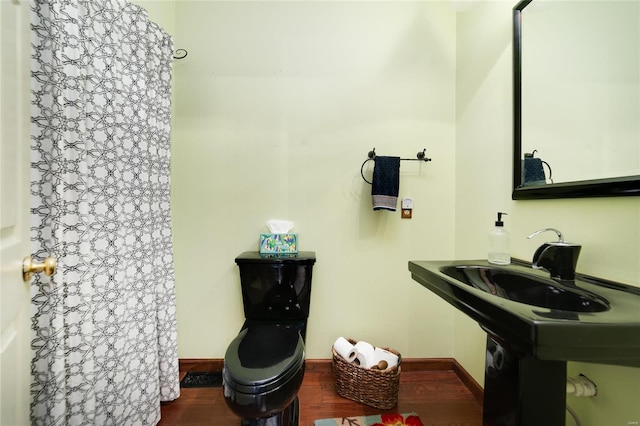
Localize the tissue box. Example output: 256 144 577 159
259 233 298 254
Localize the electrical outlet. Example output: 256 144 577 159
401 198 413 218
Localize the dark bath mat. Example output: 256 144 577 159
180 371 222 388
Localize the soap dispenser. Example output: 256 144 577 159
488 212 511 265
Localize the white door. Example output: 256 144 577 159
1 0 33 424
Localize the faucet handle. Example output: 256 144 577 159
527 228 564 243
528 228 581 280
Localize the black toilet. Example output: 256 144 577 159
223 251 316 426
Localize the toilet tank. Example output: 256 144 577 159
235 251 316 321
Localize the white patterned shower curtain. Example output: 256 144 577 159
30 1 179 424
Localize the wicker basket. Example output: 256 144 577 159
332 338 402 410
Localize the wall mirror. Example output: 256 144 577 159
513 0 640 199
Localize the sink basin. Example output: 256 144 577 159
440 265 609 312
411 260 640 426
409 259 640 365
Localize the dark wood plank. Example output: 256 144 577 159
160 358 483 426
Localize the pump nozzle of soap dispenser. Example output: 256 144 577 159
495 212 507 226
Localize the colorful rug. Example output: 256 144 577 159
314 412 423 426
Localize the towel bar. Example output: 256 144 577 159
360 148 432 184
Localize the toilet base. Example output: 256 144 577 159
239 397 299 426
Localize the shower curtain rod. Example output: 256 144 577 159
173 49 188 59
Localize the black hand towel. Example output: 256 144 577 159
371 156 401 211
523 157 546 185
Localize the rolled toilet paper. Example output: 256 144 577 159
373 347 399 370
354 341 375 369
333 337 357 363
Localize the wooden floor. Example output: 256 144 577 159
159 359 483 426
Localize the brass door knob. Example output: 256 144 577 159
23 256 57 282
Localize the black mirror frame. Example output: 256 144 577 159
512 0 640 200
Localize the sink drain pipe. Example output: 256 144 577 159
567 374 598 397
566 375 597 426
566 405 582 426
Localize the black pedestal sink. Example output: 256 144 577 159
441 265 609 313
408 259 640 426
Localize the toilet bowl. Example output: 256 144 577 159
223 252 316 426
223 322 305 425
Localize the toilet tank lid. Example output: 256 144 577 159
235 251 316 265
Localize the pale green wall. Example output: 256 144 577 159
140 1 640 424
455 2 640 425
168 0 458 360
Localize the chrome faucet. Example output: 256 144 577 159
527 228 581 281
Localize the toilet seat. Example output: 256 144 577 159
223 322 305 395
